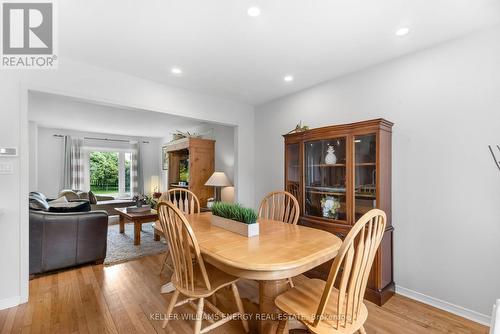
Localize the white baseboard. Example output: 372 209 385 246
0 296 20 311
396 285 491 326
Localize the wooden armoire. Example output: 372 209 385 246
283 118 394 305
164 137 215 207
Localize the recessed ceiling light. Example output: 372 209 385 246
171 67 183 75
247 6 261 17
395 27 410 37
283 75 294 82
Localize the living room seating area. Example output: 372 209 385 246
28 192 108 274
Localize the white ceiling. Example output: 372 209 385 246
28 92 205 138
59 0 500 105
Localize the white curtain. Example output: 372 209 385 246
61 136 72 189
61 136 84 190
70 138 84 190
131 142 144 195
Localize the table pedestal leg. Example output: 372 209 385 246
119 216 125 233
154 229 161 241
259 279 289 334
134 222 141 245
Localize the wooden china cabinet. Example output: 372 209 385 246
283 118 394 305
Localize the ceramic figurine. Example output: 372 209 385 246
325 145 337 164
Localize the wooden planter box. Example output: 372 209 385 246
211 215 259 237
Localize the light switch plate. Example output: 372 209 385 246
0 162 14 174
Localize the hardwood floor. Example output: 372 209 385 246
0 254 489 334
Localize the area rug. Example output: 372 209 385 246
105 222 166 265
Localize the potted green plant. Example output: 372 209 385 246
210 202 259 237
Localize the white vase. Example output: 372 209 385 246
325 145 337 164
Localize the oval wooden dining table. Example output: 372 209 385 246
158 212 342 334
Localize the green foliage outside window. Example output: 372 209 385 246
125 158 131 193
90 152 119 194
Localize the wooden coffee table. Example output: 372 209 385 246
114 207 158 245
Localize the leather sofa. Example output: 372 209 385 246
29 209 109 275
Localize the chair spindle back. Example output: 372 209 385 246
157 201 211 292
314 209 386 330
258 191 300 225
160 188 200 215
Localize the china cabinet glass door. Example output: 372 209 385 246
354 134 377 220
285 143 301 203
304 137 347 222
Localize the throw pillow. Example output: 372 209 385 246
78 191 89 200
29 193 50 211
59 189 80 201
49 201 91 213
29 192 47 201
88 191 97 205
48 196 69 205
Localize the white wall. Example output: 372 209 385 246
141 138 162 196
159 134 173 192
208 124 236 185
209 124 236 202
0 58 254 309
28 122 38 192
31 127 161 198
255 27 500 319
195 123 236 202
189 124 236 183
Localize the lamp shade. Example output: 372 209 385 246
205 172 232 187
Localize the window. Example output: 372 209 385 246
89 151 133 198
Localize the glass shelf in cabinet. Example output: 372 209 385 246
304 214 348 224
355 193 376 199
305 186 346 192
310 163 346 167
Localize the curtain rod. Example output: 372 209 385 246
53 134 149 144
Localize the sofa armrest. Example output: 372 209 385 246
29 210 108 274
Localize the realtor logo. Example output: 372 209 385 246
1 1 57 69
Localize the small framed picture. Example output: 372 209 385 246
162 146 169 170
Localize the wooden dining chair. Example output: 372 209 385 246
155 188 201 274
157 201 249 334
259 190 300 287
258 191 300 225
274 209 387 334
162 188 201 215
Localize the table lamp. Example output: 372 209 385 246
205 172 232 202
150 175 161 199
